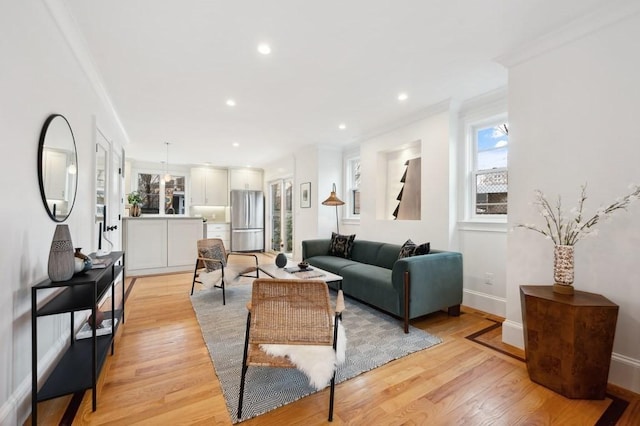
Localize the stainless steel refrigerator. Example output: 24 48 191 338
230 190 265 252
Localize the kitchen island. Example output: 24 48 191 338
123 216 204 276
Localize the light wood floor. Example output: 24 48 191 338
30 268 640 425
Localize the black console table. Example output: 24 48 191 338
31 251 125 424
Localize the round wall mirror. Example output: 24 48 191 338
38 114 78 222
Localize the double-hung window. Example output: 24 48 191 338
471 120 508 216
345 155 361 219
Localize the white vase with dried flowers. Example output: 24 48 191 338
516 183 640 294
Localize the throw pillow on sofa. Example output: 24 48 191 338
398 239 417 259
413 242 431 256
329 232 356 258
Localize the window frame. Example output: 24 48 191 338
465 113 509 222
344 152 361 221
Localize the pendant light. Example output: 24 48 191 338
164 142 171 182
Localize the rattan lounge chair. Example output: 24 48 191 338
191 238 258 304
238 278 345 421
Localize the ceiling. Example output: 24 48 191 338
63 0 610 168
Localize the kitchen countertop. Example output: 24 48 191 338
123 216 204 220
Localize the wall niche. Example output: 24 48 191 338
376 140 421 220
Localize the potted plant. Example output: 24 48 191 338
127 191 143 217
516 183 639 294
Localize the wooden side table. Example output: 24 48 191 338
520 285 618 399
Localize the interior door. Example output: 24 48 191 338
95 136 108 246
109 147 123 250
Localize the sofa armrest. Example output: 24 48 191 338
302 239 331 260
392 251 463 317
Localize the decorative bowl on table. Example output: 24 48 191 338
297 261 309 270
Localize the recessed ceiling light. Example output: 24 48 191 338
338 123 346 130
232 142 240 147
257 43 271 55
246 165 252 168
226 99 236 107
397 92 408 101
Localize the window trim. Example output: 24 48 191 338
343 152 361 221
465 113 508 222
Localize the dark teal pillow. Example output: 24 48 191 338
329 232 356 259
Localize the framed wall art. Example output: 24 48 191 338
300 182 311 208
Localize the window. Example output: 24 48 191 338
164 175 185 214
472 121 508 216
137 173 160 214
345 156 361 218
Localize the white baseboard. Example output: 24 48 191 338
462 289 506 318
609 353 640 394
0 333 70 425
501 319 524 349
0 375 31 426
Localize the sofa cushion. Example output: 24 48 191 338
329 232 356 258
350 240 383 265
375 243 403 269
398 239 417 259
339 263 398 314
306 255 358 275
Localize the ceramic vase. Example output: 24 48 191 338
275 252 287 268
48 224 75 282
130 204 141 217
87 305 105 328
73 248 93 273
553 244 574 295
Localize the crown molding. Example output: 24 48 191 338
496 0 640 68
351 98 451 145
42 0 130 145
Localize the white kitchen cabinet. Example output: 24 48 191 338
206 222 230 250
168 219 203 266
190 167 228 206
229 168 263 191
124 218 203 275
125 219 167 271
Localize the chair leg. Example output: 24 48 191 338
221 268 226 305
238 312 251 419
191 261 199 295
328 373 335 421
328 314 340 421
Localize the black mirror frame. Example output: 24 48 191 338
38 114 79 222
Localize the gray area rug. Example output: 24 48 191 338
190 283 442 423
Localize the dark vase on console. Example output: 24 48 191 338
48 224 75 282
275 253 287 268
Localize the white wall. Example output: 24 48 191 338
455 90 509 317
356 107 452 248
0 1 127 423
503 12 640 392
289 146 342 260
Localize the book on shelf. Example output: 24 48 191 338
91 257 109 269
76 318 118 340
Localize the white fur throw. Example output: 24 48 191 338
260 319 346 390
198 270 221 288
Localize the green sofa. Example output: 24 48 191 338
302 238 463 333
